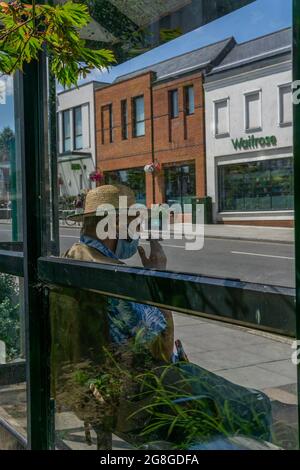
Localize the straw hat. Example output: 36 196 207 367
68 184 136 221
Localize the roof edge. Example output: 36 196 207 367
114 36 235 83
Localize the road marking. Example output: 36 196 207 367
60 235 79 239
232 251 294 260
140 241 184 249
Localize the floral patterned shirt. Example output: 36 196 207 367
80 236 167 347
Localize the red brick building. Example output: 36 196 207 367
95 38 235 208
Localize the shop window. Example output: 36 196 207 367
245 90 262 131
164 163 196 208
214 98 229 137
62 110 71 152
132 96 145 137
105 167 146 205
218 157 294 212
121 99 128 140
169 89 179 118
279 84 292 126
73 106 83 150
184 85 195 115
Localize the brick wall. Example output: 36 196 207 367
153 72 206 202
95 70 206 206
95 72 153 172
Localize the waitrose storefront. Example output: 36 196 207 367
218 136 294 220
204 28 294 226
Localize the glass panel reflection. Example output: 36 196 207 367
218 158 294 213
0 274 27 440
56 0 294 296
0 74 23 250
51 0 296 450
0 424 26 450
50 287 297 450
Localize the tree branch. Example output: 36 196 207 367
0 12 43 42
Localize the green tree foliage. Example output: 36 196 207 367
0 274 20 361
0 1 116 87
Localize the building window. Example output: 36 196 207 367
101 104 113 144
164 163 196 210
73 106 83 150
169 89 179 118
245 90 262 131
184 86 195 115
62 110 71 152
109 104 113 143
121 99 128 140
218 157 294 212
214 98 229 137
279 84 292 126
132 96 145 137
105 167 146 205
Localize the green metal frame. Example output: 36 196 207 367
0 0 299 450
38 257 296 337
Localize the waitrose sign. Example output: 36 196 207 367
232 135 277 151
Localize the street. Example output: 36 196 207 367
0 222 295 288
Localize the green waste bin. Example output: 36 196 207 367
192 196 213 225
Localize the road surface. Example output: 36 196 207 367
0 223 295 288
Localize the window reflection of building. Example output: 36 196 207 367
95 38 235 207
105 167 146 205
164 163 196 208
205 28 293 227
218 158 294 212
57 82 107 196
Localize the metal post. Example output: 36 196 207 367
21 53 51 450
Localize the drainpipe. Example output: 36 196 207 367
150 74 156 205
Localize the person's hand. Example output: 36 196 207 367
138 240 167 270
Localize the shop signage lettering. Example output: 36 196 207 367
71 163 81 170
232 135 277 151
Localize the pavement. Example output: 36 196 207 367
202 224 294 244
1 313 297 449
1 219 295 243
56 219 295 244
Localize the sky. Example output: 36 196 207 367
0 0 293 130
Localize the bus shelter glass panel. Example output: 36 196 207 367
0 274 27 445
55 0 295 336
49 285 298 450
47 0 298 452
0 74 23 250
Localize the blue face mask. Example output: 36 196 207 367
115 237 139 260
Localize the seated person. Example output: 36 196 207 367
65 184 174 363
51 185 176 448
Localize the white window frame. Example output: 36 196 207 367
278 83 292 127
244 89 262 133
73 105 83 150
214 97 230 138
